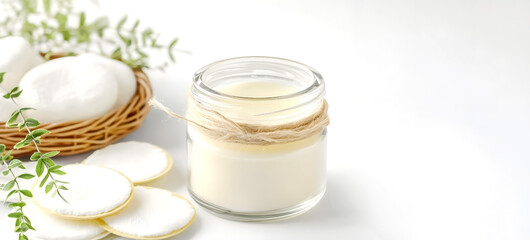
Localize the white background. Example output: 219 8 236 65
2 0 530 239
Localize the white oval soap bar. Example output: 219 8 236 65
83 141 172 183
77 53 136 108
0 36 44 90
19 56 119 123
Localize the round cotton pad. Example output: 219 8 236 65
33 164 133 219
20 202 109 240
0 161 37 202
99 186 196 239
83 141 173 184
18 56 118 123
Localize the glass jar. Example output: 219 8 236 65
187 56 327 221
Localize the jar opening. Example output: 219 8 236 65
193 56 324 101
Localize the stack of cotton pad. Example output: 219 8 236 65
0 142 195 239
0 36 137 123
18 54 137 123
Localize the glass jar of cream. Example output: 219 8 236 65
187 56 328 221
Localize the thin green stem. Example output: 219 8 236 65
1 158 31 236
0 86 67 202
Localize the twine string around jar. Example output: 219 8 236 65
148 98 330 145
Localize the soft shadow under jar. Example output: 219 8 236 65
187 56 328 222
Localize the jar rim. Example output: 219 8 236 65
192 56 324 101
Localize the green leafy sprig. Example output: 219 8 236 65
0 145 34 240
0 72 68 239
0 0 181 70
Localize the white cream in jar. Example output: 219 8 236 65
187 57 328 221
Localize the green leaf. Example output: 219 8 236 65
58 185 68 191
30 152 41 161
5 189 18 201
2 170 9 176
10 90 23 98
0 72 5 84
9 159 22 169
169 38 178 49
111 47 122 59
26 222 35 231
79 12 86 27
19 190 32 198
39 173 49 188
19 233 29 240
23 215 31 225
14 139 30 149
8 201 26 208
55 13 67 27
42 158 55 167
3 151 13 161
117 15 128 32
31 129 50 138
8 212 22 218
3 180 15 191
52 170 66 175
131 20 140 32
18 174 35 180
42 151 59 158
7 110 20 125
35 159 44 177
43 0 51 13
0 144 5 153
48 165 62 172
45 181 53 193
141 28 153 46
24 118 40 128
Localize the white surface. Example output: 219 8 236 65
1 0 530 239
84 141 170 183
102 186 195 238
33 164 132 216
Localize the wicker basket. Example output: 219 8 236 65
0 55 153 157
